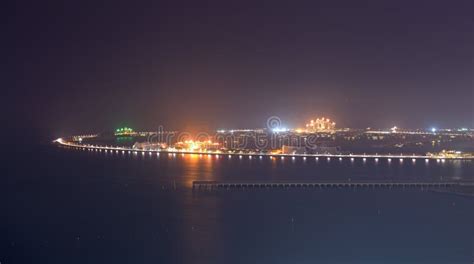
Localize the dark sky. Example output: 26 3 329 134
8 0 474 138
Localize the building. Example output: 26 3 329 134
174 140 221 152
305 118 336 132
132 142 166 150
282 145 306 154
115 127 137 136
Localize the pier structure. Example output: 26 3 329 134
192 181 472 190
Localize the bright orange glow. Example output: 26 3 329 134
305 117 336 132
174 140 221 152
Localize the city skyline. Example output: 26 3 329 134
97 115 474 135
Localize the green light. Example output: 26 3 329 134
115 126 134 134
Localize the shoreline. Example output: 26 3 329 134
54 137 474 161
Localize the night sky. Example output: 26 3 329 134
9 0 474 139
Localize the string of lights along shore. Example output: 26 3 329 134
56 116 474 161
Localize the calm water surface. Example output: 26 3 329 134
2 144 473 263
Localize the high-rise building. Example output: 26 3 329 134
305 118 336 132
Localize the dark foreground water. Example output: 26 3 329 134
2 144 473 263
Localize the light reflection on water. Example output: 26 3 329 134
112 150 472 184
6 145 473 263
80 147 474 185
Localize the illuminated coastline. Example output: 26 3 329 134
54 136 474 161
55 119 474 161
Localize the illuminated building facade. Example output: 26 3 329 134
305 118 336 132
115 127 136 136
174 140 221 152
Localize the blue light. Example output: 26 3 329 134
272 127 288 133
